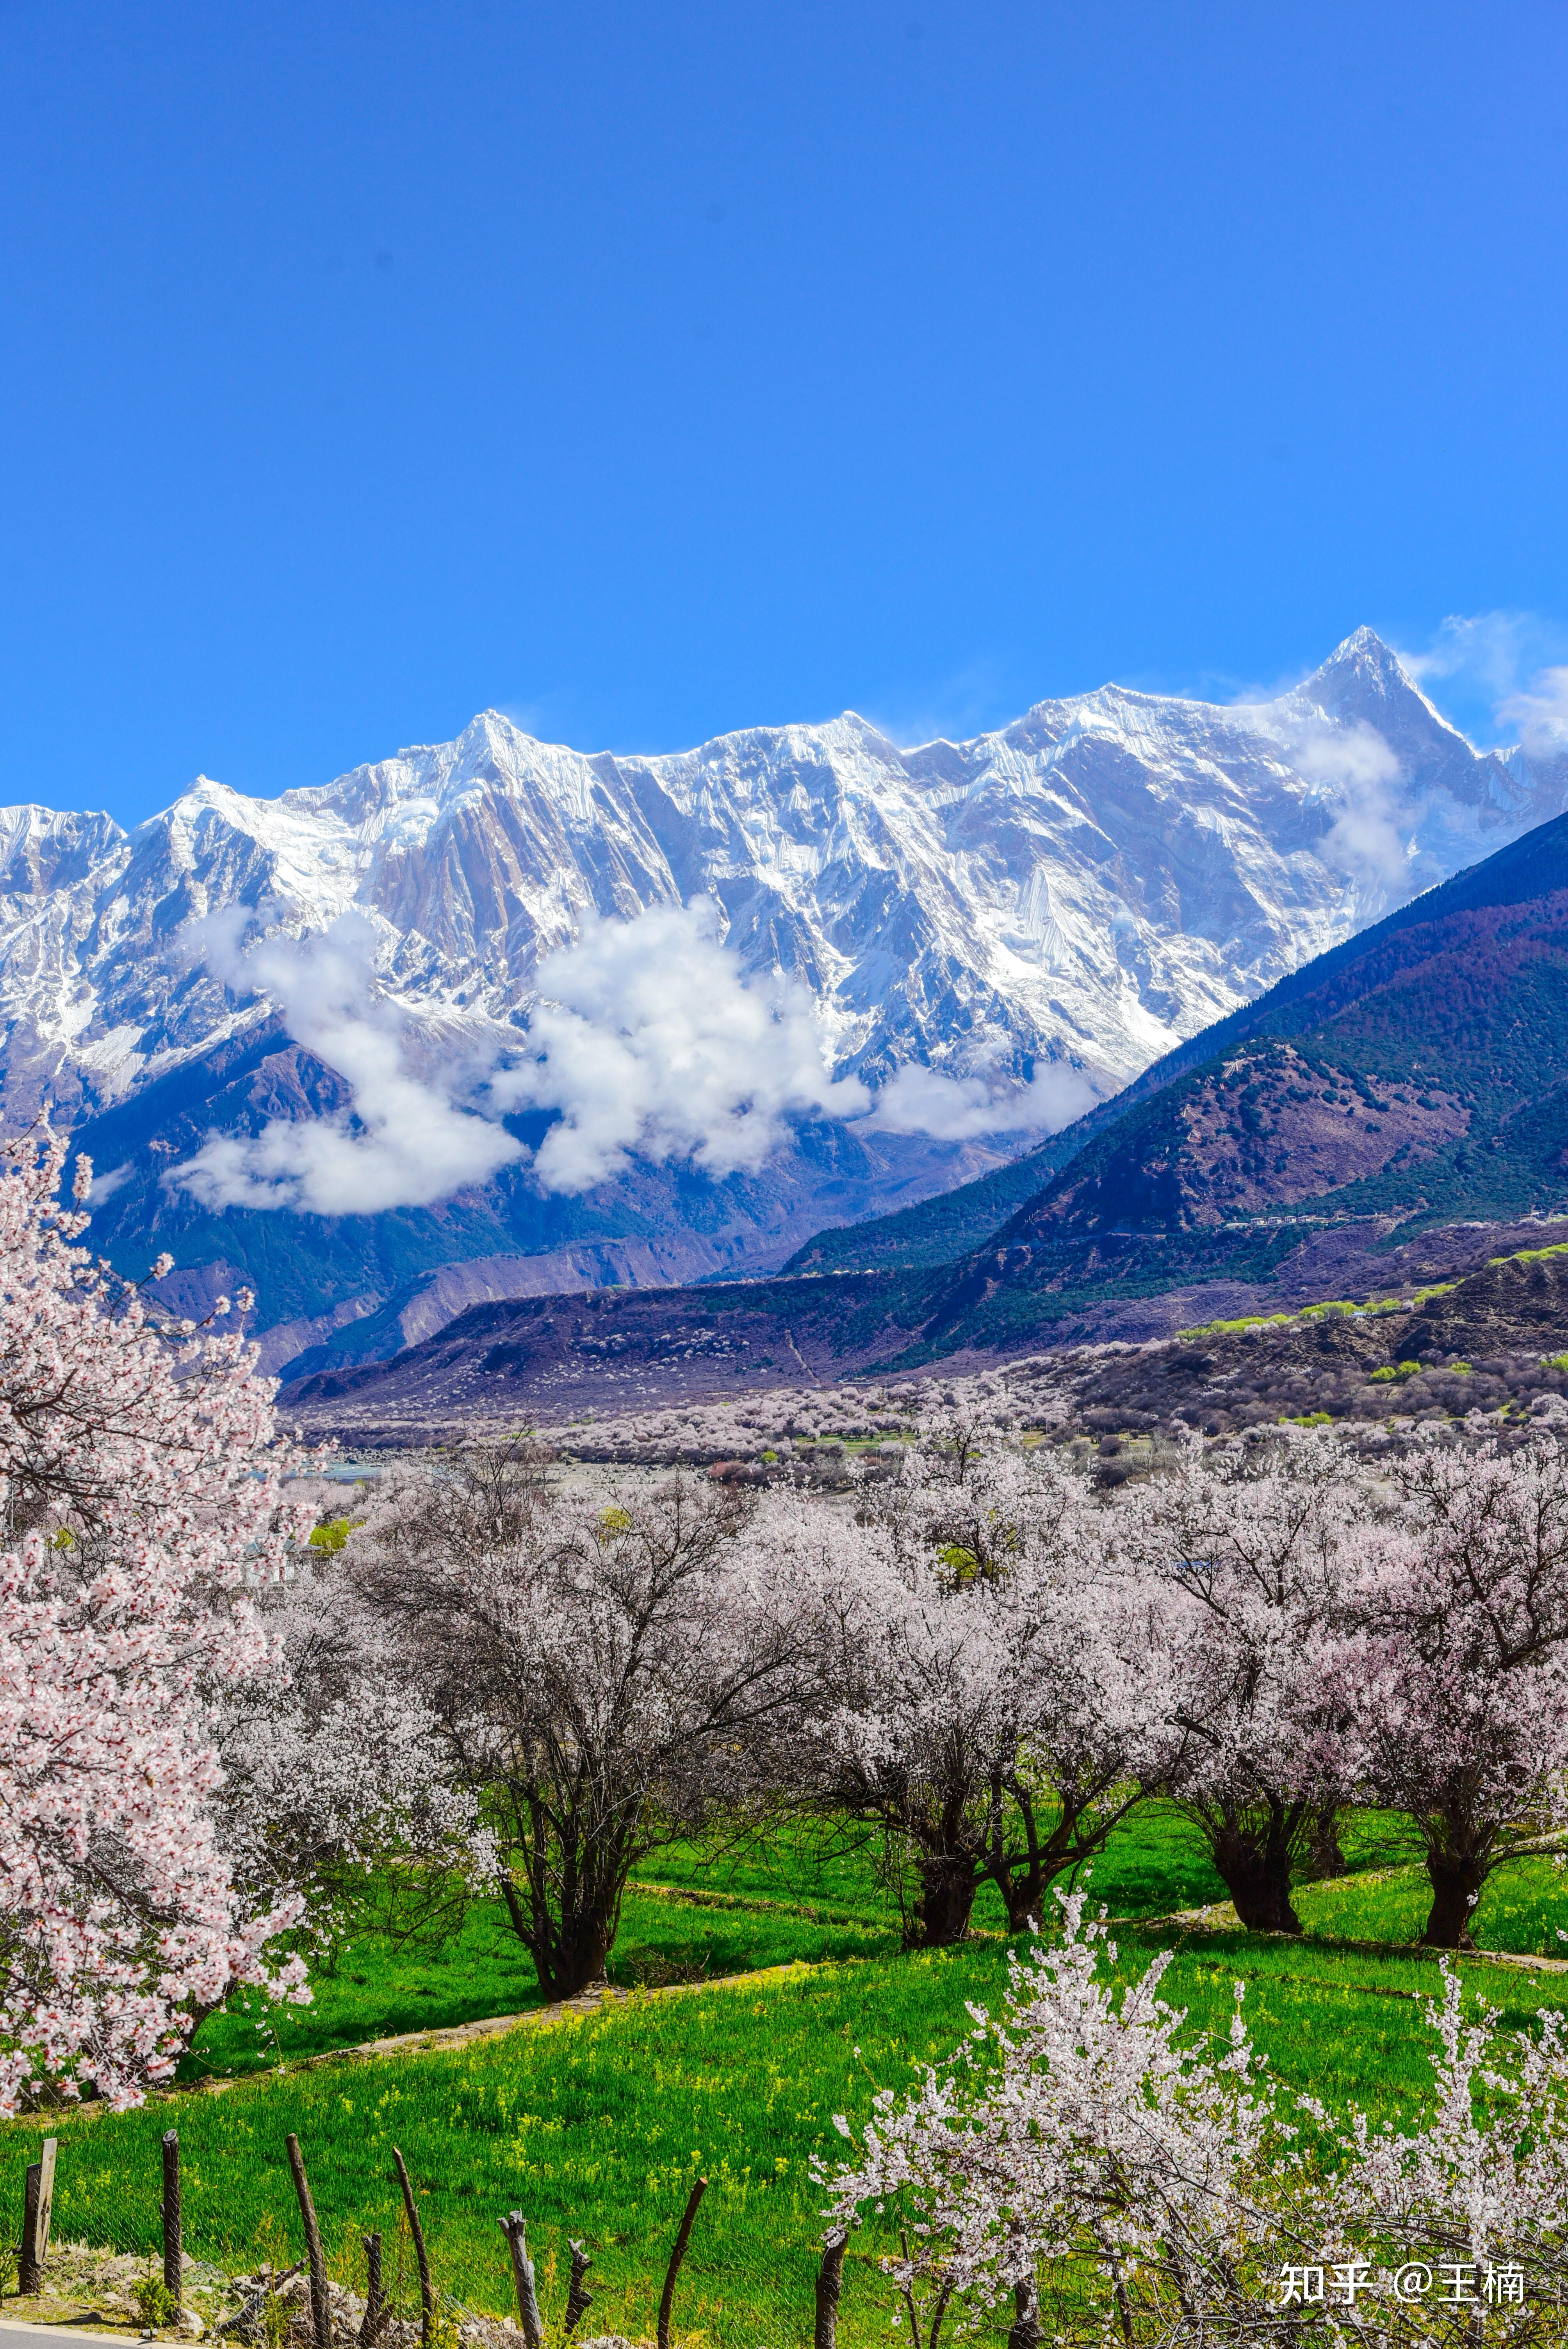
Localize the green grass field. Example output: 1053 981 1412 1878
7 1805 1568 2347
183 1808 1232 2086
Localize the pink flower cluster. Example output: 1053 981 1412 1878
0 1128 312 2112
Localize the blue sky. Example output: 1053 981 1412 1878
2 0 1566 826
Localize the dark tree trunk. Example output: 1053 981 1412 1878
910 1851 979 1948
986 1777 1145 1936
1208 1827 1303 1934
1302 1808 1348 1880
991 1774 1048 1934
545 1911 616 1998
999 1864 1046 1936
994 1825 1120 1933
501 1866 620 1999
1422 1854 1487 1948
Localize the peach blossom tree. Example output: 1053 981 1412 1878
0 1128 311 2111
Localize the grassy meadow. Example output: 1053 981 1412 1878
6 1806 1568 2346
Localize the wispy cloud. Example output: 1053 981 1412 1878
1393 611 1568 752
862 658 1014 749
1294 720 1411 893
494 692 567 743
870 1057 1097 1141
1497 667 1568 756
84 1161 133 1208
171 914 524 1215
1397 611 1558 699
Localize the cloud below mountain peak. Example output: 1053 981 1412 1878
167 902 1095 1216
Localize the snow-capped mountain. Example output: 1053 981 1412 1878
2 627 1559 1134
5 626 1565 1378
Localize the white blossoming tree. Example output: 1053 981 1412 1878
354 1446 813 1997
1120 1430 1369 1933
793 1433 1183 1946
1344 1441 1568 1946
825 1891 1568 2345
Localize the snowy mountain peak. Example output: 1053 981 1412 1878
1309 622 1409 679
0 631 1564 1157
1295 626 1422 719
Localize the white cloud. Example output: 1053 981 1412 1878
871 1058 1098 1141
1397 611 1558 699
1393 611 1568 755
168 900 1106 1215
83 1161 132 1208
493 902 869 1192
170 915 524 1215
1497 666 1568 756
1294 721 1411 893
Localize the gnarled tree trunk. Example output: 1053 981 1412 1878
1200 1798 1310 1934
911 1850 979 1948
1210 1836 1303 1934
1421 1853 1486 1949
986 1773 1147 1935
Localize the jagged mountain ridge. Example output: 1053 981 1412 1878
5 627 1562 1128
9 626 1567 1374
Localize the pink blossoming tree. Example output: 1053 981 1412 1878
1121 1430 1367 1934
0 1129 310 2112
1343 1441 1568 1947
793 1432 1183 1947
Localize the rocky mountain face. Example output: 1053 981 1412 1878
908 806 1568 1359
7 627 1561 1123
6 626 1563 1374
280 800 1568 1434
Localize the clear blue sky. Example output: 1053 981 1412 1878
2 0 1565 826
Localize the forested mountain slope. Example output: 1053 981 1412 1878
912 806 1568 1357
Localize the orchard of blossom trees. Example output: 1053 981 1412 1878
338 1418 1568 1996
9 1129 1568 2126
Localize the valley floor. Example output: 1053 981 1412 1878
8 1809 1568 2347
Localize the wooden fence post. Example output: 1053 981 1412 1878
814 2230 847 2349
391 2147 433 2349
564 2241 594 2337
161 2130 183 2310
18 2137 58 2297
358 2233 385 2348
656 2179 707 2349
499 2214 544 2349
284 2134 332 2349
